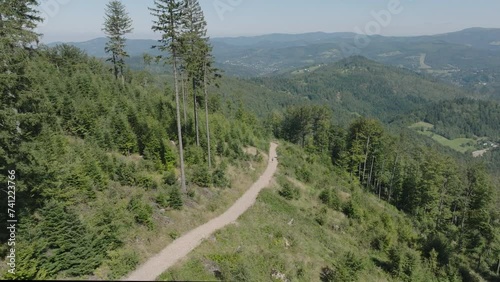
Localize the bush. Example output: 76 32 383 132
185 145 205 165
213 166 230 188
163 170 177 186
342 200 362 220
319 188 341 210
136 174 157 189
321 252 365 282
387 246 423 282
320 266 335 282
296 165 312 183
115 161 136 186
156 191 169 207
106 249 139 280
278 183 300 200
127 196 153 228
315 207 328 226
192 165 212 187
168 187 183 210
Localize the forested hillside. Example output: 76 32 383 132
414 98 500 140
255 56 469 123
0 0 269 279
1 1 499 281
163 111 500 281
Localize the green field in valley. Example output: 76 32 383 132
410 122 478 153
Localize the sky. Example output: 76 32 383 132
36 0 500 43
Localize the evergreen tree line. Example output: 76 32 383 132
272 104 500 281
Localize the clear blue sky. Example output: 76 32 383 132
37 0 500 43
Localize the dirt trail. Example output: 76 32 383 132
124 142 279 281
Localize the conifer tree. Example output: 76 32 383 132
0 0 42 170
200 36 220 169
180 0 207 147
103 0 133 83
150 0 187 193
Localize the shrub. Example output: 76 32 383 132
185 145 205 165
213 167 230 188
319 188 341 210
106 249 139 280
163 170 177 186
387 246 422 282
315 207 328 226
342 200 362 220
115 161 136 186
279 183 300 200
169 231 179 240
321 252 365 282
296 165 312 183
156 191 169 207
320 267 335 282
192 165 212 187
136 174 156 189
127 196 153 228
168 187 183 210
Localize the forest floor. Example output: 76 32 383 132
124 143 279 281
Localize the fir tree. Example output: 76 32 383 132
103 0 133 83
150 0 187 193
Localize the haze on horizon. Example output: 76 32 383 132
37 0 500 43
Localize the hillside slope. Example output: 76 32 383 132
254 56 470 123
0 44 273 280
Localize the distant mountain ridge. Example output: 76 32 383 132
47 28 500 58
48 28 500 100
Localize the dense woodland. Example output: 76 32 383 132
414 98 500 140
1 0 499 281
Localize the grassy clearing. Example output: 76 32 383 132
158 142 422 281
417 131 476 153
410 122 478 153
408 121 434 131
291 65 322 75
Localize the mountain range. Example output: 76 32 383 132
48 28 500 100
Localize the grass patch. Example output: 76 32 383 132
410 122 479 153
409 121 434 130
417 130 476 153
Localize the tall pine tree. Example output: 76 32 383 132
103 0 133 84
180 0 207 147
150 0 187 193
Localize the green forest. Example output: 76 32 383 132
1 0 499 281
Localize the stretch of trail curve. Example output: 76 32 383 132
124 142 279 281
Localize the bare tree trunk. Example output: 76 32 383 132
362 136 371 184
181 73 187 125
204 62 212 169
193 77 200 146
173 56 187 193
119 64 125 86
112 53 118 80
437 179 448 228
496 257 500 275
378 158 386 199
388 154 399 203
368 155 375 190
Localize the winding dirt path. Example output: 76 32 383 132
124 142 279 281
